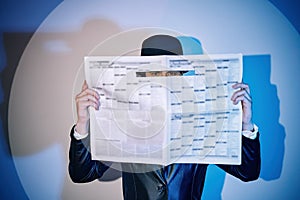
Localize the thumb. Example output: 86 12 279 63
82 80 88 90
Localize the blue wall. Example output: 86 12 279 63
0 1 298 199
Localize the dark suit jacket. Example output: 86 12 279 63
68 125 260 199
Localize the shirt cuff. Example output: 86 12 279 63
73 126 89 140
242 124 258 140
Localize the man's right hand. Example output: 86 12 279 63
75 81 100 135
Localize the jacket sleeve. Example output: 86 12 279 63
68 125 110 183
217 133 261 182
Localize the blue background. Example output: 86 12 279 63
0 0 299 199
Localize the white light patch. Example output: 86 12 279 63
43 40 72 53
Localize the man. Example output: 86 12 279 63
69 35 260 199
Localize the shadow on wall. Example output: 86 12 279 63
0 26 285 199
243 55 285 181
1 18 123 199
0 32 34 152
2 18 122 157
202 54 286 199
2 21 194 199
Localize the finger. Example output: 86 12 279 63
231 89 251 101
78 100 100 110
243 88 251 100
77 94 100 104
232 82 250 92
232 82 252 101
76 92 100 105
82 80 88 91
232 95 246 105
77 88 100 99
232 93 252 104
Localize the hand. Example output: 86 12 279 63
75 81 100 135
231 82 254 131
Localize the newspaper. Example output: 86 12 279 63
85 54 243 165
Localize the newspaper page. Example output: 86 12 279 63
85 54 243 165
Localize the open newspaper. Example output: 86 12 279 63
85 54 243 165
